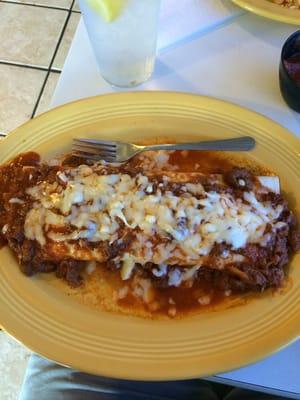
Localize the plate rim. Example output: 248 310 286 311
232 0 300 25
4 91 300 151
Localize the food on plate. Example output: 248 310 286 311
0 150 299 318
270 0 300 9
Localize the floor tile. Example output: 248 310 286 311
0 331 31 400
35 72 60 115
0 64 46 132
53 12 80 69
73 0 81 12
0 3 68 67
3 0 73 7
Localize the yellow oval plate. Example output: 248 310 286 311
0 92 299 380
232 0 300 25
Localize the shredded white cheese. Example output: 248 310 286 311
24 166 283 280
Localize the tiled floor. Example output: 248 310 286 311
0 0 80 134
0 1 80 399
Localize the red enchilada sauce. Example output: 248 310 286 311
0 151 299 318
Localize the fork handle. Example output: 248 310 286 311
142 136 255 152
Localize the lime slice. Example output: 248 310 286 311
86 0 126 22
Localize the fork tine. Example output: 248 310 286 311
72 144 116 155
74 138 116 144
72 151 116 162
73 149 116 159
74 138 117 148
73 143 116 153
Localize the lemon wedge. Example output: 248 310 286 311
86 0 126 22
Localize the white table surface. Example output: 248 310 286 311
51 6 300 399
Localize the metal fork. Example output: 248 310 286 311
72 136 256 163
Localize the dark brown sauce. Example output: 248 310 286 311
35 151 275 316
118 280 228 316
168 150 270 175
170 150 234 173
0 151 282 318
86 265 230 317
0 152 42 248
113 150 270 316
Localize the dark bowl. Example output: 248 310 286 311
279 30 300 113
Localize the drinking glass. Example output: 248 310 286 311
78 0 161 87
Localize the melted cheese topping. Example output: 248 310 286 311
24 164 284 281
